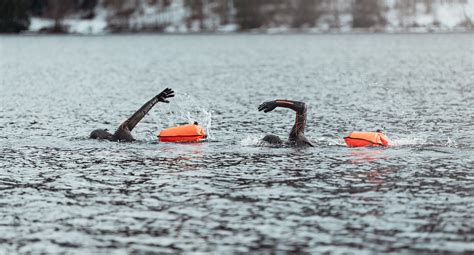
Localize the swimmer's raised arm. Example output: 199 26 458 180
258 99 310 145
121 88 175 132
90 88 175 142
258 100 306 114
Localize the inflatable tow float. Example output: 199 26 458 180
158 122 207 142
344 131 390 147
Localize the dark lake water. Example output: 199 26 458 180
1 34 473 254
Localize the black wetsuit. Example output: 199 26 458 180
258 99 313 147
90 88 174 142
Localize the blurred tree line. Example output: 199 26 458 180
0 0 470 33
0 0 97 33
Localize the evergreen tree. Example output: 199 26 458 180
234 0 264 30
0 0 30 33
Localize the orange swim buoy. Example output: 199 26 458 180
158 123 206 142
344 132 390 147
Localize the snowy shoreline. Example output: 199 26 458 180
23 0 473 35
20 27 474 35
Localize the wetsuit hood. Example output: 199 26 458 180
90 129 113 140
262 134 283 145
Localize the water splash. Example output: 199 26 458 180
199 108 213 140
445 137 458 148
387 136 427 146
313 136 346 146
388 135 459 147
240 135 262 146
161 92 213 139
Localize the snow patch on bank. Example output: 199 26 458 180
29 18 54 32
29 7 107 34
66 8 107 34
435 2 469 28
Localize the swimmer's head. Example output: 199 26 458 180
90 129 113 140
262 134 283 145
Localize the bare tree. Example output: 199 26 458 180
212 0 232 25
352 0 386 28
423 0 433 14
184 0 205 30
292 0 322 28
47 0 74 32
103 0 136 32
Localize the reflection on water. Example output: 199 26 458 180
349 149 387 163
0 34 473 254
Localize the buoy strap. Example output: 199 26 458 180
158 135 204 138
343 137 384 146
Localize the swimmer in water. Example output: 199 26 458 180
90 88 175 142
258 99 313 147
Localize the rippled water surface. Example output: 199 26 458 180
1 34 473 254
